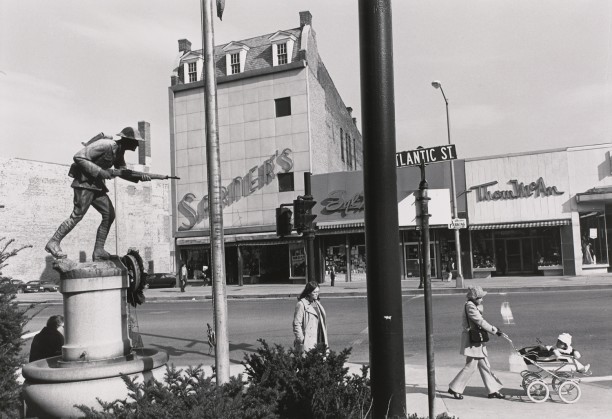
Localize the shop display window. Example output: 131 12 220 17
472 233 495 269
579 211 608 265
289 244 306 278
241 247 261 277
325 245 346 274
350 245 366 274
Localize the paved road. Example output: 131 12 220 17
22 289 612 388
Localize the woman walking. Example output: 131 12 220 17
448 286 506 400
293 281 328 352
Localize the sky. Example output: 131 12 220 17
1 1 611 175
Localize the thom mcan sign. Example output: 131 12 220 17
470 177 564 202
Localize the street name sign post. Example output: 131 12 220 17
396 144 457 168
396 144 458 418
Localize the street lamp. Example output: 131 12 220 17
431 81 464 287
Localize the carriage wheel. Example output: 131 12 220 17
521 372 541 389
557 381 581 404
551 372 572 392
527 380 549 403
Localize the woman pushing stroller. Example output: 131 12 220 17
448 286 508 400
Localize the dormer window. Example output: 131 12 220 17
188 62 197 82
277 43 288 65
223 42 249 76
230 53 240 74
269 31 297 67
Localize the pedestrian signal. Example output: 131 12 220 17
276 207 293 237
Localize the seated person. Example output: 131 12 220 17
29 315 65 362
544 333 590 373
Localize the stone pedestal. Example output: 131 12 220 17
22 256 168 418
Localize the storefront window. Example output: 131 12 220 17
325 245 346 274
241 247 261 276
289 244 306 277
350 245 366 274
472 233 495 269
579 211 608 265
179 247 207 279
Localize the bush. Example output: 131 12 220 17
0 238 32 418
243 340 371 419
77 341 371 419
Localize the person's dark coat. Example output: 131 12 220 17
29 326 64 362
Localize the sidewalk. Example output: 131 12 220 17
16 273 612 304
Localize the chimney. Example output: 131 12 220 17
178 39 192 53
138 121 152 167
299 11 312 27
346 107 353 117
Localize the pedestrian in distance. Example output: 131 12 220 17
293 281 328 353
29 315 65 362
330 267 335 287
448 286 507 400
180 263 188 292
45 128 151 261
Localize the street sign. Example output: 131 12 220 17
396 144 457 168
448 218 467 229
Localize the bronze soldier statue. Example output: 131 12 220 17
45 127 152 261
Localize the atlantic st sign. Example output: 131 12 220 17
396 144 457 168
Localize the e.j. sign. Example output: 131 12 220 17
396 145 457 168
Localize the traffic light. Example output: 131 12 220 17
293 197 317 234
276 207 293 237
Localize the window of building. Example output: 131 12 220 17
277 42 288 65
340 128 345 162
346 133 352 169
230 53 240 74
277 172 294 192
270 32 296 67
275 97 291 117
580 211 608 265
188 62 197 82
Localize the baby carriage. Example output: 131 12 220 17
505 337 590 404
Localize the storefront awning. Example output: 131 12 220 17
576 186 612 203
469 219 571 230
177 232 302 246
317 220 365 230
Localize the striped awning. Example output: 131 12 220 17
317 220 365 230
469 219 571 230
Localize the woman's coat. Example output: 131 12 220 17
293 298 328 352
460 300 498 358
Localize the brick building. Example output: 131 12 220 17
0 122 173 282
169 11 362 284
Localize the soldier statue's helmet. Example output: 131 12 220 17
116 126 145 142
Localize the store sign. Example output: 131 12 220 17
177 149 293 231
469 177 564 202
320 190 365 217
396 145 457 167
448 218 467 229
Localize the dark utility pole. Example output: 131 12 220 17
417 162 436 419
302 172 317 283
358 1 406 417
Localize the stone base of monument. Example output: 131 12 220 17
22 256 169 418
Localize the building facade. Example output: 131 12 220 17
465 143 612 277
0 122 173 282
310 162 467 283
169 11 362 284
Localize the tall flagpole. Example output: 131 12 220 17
201 0 229 384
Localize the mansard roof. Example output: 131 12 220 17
189 27 303 77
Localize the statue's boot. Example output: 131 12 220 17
45 219 77 259
92 223 112 261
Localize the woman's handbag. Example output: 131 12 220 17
465 304 489 344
